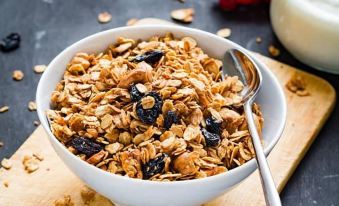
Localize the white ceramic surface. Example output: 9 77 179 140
36 25 287 206
270 0 339 74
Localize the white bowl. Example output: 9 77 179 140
270 0 339 73
36 25 286 206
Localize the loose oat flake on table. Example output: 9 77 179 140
0 106 9 113
268 45 280 57
34 64 47 73
256 37 262 44
126 18 139 26
12 70 24 81
80 185 96 204
217 28 232 38
286 73 310 97
22 155 42 173
54 195 74 206
28 101 37 111
33 120 40 126
47 33 264 181
3 181 9 188
171 8 194 23
1 158 12 170
98 12 112 23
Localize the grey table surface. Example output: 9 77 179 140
0 0 338 205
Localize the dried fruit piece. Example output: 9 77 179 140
201 128 220 147
142 153 167 179
133 50 164 64
70 137 103 156
129 84 144 102
28 101 37 111
33 64 47 73
217 28 231 38
171 8 194 23
206 116 221 134
136 92 163 124
98 12 112 23
268 45 280 57
1 158 12 170
0 33 21 52
12 70 24 81
164 111 179 130
0 106 9 113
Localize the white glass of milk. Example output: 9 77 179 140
270 0 339 73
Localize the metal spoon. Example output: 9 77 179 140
223 48 281 206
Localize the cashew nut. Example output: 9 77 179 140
117 62 153 88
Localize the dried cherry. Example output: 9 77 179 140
136 92 163 124
142 153 167 179
70 137 103 156
133 50 164 64
201 128 221 147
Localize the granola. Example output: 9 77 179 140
34 64 47 74
217 28 232 38
28 101 37 111
22 155 42 173
171 8 194 23
286 73 310 96
1 158 12 170
0 106 9 113
3 181 9 188
268 45 280 57
54 195 74 206
80 185 96 204
12 70 24 80
98 12 112 24
47 34 264 181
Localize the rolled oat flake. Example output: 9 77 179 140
98 12 112 23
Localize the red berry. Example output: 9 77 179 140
236 0 257 5
219 0 238 11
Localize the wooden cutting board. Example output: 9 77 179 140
0 19 336 206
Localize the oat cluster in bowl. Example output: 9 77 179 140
46 33 264 181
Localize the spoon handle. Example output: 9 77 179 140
244 102 282 206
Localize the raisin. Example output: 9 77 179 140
0 33 21 52
133 50 164 64
164 111 179 130
206 116 221 134
129 84 144 102
201 128 221 147
70 137 103 156
142 153 167 179
136 92 163 124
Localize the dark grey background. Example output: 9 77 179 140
0 0 338 205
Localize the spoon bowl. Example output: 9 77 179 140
223 48 262 103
